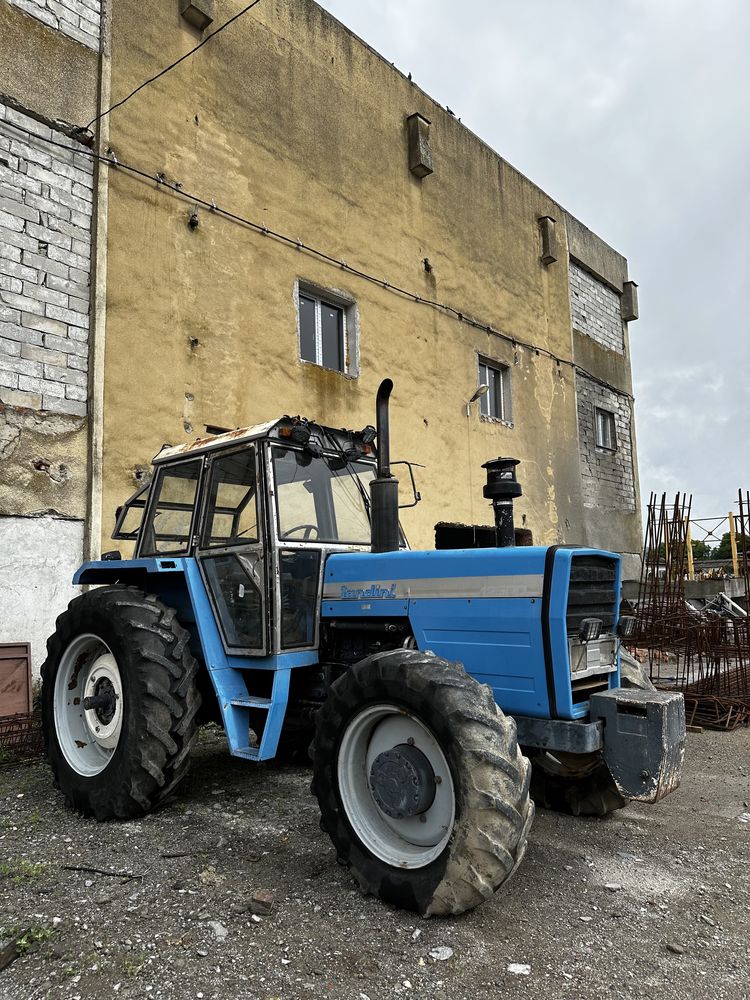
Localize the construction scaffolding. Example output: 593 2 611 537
630 491 750 730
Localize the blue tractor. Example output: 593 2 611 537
41 381 685 916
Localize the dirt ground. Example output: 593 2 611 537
1 726 748 1000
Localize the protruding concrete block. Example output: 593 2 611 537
539 215 557 265
407 113 433 179
621 280 639 322
180 0 215 31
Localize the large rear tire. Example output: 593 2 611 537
312 649 534 917
41 586 201 820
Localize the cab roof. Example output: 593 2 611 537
152 417 376 465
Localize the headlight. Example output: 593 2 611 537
579 618 602 642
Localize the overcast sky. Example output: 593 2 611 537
321 0 750 540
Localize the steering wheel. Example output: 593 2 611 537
280 523 320 540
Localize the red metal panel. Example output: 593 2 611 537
0 644 32 716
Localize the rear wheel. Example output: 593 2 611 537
312 649 534 916
41 586 201 820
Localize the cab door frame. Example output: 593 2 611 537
194 443 272 657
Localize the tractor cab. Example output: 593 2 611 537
112 416 400 656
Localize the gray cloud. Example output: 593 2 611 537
322 0 750 523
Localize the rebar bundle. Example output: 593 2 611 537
631 491 750 730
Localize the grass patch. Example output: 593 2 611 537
0 859 46 882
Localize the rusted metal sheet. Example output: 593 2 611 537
153 419 280 464
0 643 32 716
0 710 43 767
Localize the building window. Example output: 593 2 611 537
298 285 358 375
478 359 511 423
595 407 617 451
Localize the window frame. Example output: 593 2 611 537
136 457 204 558
296 281 358 377
199 444 261 550
477 356 512 425
594 406 618 452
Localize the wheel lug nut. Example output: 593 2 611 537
407 737 415 746
434 775 442 785
419 814 427 823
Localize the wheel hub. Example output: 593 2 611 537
369 743 436 819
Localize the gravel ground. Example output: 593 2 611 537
1 726 748 1000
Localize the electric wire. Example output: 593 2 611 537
85 0 264 130
3 118 634 403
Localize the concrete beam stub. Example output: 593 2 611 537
180 0 215 31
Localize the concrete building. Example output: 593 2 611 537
0 0 642 677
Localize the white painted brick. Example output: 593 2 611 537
19 374 64 396
48 365 86 386
66 353 87 372
21 343 65 366
0 338 21 357
0 275 22 294
26 222 72 251
47 244 88 270
0 211 25 233
64 383 87 402
1 290 44 315
43 332 87 357
46 395 86 415
4 0 101 50
0 320 43 346
46 273 88 297
46 303 89 328
0 370 19 389
0 354 43 378
67 325 88 343
22 312 68 337
2 386 42 408
22 251 69 279
0 198 40 224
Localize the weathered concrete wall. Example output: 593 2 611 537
94 0 644 575
4 0 101 51
0 515 83 679
101 0 600 554
0 105 93 416
0 0 99 125
0 9 98 666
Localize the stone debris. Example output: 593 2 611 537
411 929 422 941
208 921 228 941
250 889 275 915
429 946 453 961
507 963 532 976
604 883 623 892
667 942 686 955
699 914 717 927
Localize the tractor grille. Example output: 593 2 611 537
566 556 617 638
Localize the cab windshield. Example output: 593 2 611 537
272 446 374 544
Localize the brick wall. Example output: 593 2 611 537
576 374 635 512
569 261 624 354
6 0 101 51
0 104 92 417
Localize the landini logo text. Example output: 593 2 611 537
340 584 398 600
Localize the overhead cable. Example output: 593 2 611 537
85 0 264 130
4 119 634 403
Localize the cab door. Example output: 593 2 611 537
197 445 269 655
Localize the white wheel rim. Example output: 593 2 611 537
337 704 456 869
53 634 124 777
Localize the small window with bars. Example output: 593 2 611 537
595 407 617 451
478 358 512 423
298 286 356 375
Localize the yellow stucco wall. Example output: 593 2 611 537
101 0 625 553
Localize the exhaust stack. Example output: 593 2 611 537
482 457 522 548
370 379 400 553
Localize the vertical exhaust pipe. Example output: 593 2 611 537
370 379 400 553
482 457 522 548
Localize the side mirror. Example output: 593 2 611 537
391 461 424 510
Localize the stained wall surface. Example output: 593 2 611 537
0 0 99 678
101 0 641 565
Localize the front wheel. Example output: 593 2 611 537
41 586 201 820
312 650 534 916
